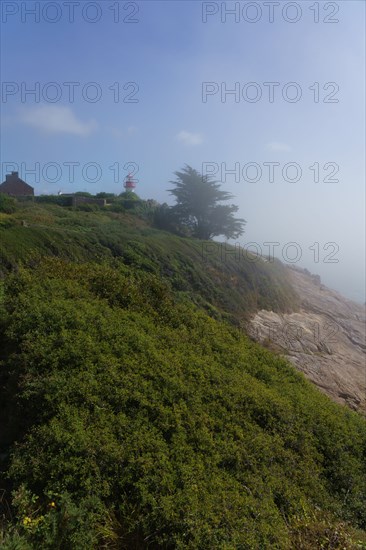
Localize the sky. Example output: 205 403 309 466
0 0 365 303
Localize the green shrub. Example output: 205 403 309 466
152 202 183 234
75 203 100 212
0 259 365 548
0 194 17 214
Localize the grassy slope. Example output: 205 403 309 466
0 202 298 324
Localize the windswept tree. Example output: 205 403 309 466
168 165 246 240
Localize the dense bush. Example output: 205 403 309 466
0 259 365 548
152 202 185 235
75 202 101 212
0 194 17 214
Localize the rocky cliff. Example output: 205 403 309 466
248 266 366 413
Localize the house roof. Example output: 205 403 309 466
0 174 34 196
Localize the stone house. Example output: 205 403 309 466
0 172 34 197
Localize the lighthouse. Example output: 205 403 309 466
124 173 137 192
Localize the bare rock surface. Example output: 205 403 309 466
248 266 366 412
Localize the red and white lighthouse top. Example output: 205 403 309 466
124 173 136 191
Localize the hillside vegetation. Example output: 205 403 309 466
0 201 299 323
0 200 365 548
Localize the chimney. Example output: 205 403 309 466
6 171 18 181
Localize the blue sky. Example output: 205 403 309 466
1 1 365 302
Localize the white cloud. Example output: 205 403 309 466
266 141 291 152
176 130 203 146
110 125 138 140
19 105 97 136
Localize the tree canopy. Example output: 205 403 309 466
168 165 246 240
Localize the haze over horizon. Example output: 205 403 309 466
1 1 365 303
